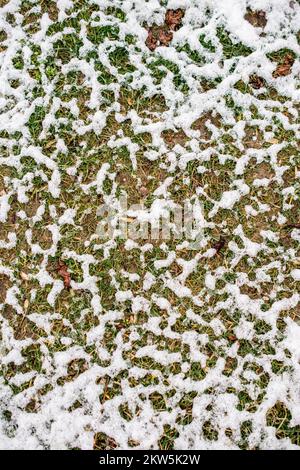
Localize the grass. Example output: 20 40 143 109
0 0 300 451
216 27 253 59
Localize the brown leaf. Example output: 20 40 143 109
212 237 226 254
158 28 173 46
145 10 184 51
57 260 71 289
115 321 126 330
139 186 148 197
165 9 185 30
20 271 29 281
249 74 265 89
273 53 294 78
244 9 267 28
162 128 188 148
273 64 291 78
145 25 173 50
228 334 237 342
145 28 158 51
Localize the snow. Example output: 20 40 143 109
0 0 299 452
290 269 300 281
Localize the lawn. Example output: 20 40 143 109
0 0 300 450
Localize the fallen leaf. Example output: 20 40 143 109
273 54 294 78
273 64 291 77
244 9 267 28
158 28 173 46
228 334 237 342
145 26 173 50
145 9 184 50
212 237 226 254
57 260 71 289
165 9 185 30
249 74 265 89
139 186 148 197
145 28 158 51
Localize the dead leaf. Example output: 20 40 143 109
273 64 291 77
165 9 185 30
20 272 29 281
145 9 184 50
145 28 158 51
57 260 71 289
145 26 173 50
244 9 267 28
273 53 294 78
249 74 265 89
158 28 173 46
139 186 148 197
115 321 125 330
228 334 237 342
212 237 226 254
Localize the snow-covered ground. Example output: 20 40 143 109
0 0 300 449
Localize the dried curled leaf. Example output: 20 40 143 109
165 9 185 30
212 237 226 254
145 29 158 51
145 9 185 50
249 74 265 89
228 334 237 342
244 9 267 28
57 260 71 289
145 25 173 50
158 28 173 46
273 53 294 78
